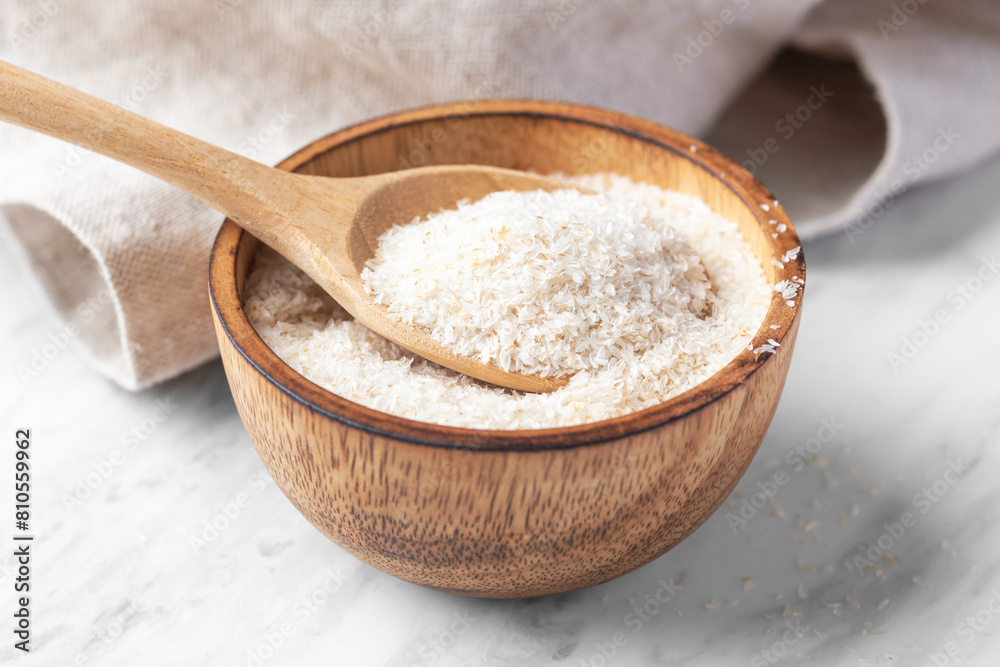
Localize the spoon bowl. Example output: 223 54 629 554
276 164 573 393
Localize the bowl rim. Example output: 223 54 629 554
209 99 805 451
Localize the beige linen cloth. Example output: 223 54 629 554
2 0 999 389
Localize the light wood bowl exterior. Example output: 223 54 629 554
209 100 805 598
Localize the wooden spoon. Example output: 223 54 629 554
0 60 568 393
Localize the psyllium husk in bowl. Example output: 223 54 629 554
210 101 806 597
243 173 783 430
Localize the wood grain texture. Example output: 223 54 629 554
0 59 563 392
209 100 806 598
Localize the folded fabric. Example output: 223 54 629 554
2 0 999 389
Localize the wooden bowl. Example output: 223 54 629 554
209 100 805 598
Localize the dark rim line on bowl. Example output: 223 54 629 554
210 102 801 448
209 100 805 452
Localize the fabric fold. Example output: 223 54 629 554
2 0 999 389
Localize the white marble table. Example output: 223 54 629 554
3 155 1000 667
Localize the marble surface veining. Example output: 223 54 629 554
2 156 1000 667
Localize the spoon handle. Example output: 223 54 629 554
0 59 295 245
